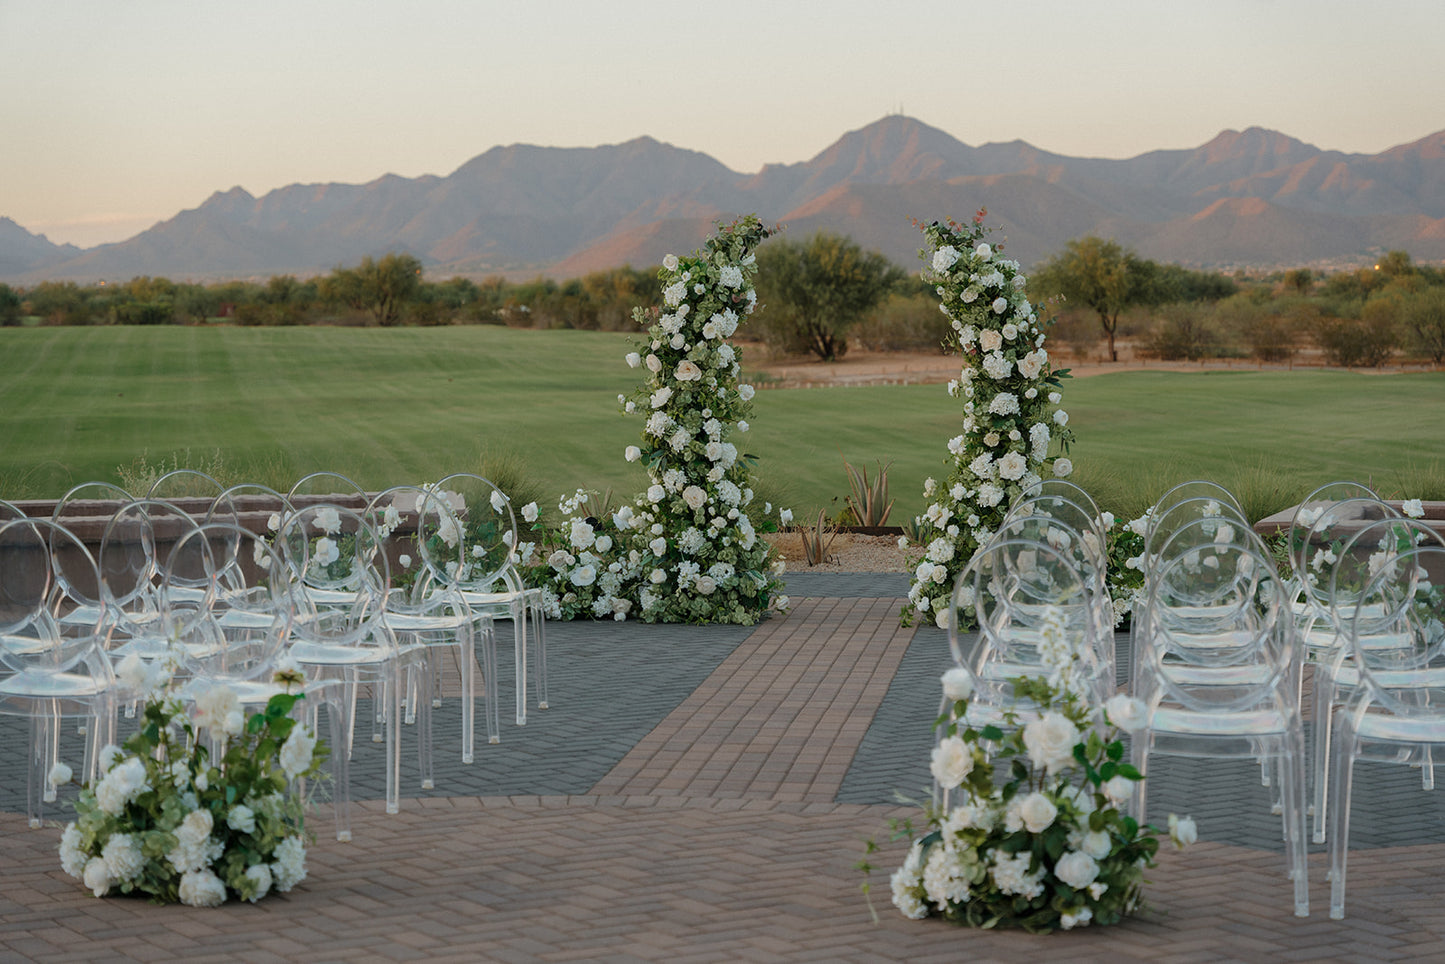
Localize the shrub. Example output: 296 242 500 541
1143 303 1220 361
1314 312 1397 368
852 293 951 352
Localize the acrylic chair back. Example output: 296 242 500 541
421 474 519 592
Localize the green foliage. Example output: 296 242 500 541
1030 236 1145 362
798 508 839 566
321 252 424 327
852 291 953 352
842 457 894 526
1314 312 1397 368
116 449 232 495
1143 303 1219 361
1401 287 1445 364
754 232 906 361
0 283 21 326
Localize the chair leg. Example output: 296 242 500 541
1311 670 1336 842
1327 719 1359 919
1282 730 1310 917
512 601 527 726
530 596 548 710
477 620 500 744
322 695 352 843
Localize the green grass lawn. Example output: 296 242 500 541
3 326 1441 522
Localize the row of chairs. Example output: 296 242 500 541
0 470 548 841
942 478 1443 919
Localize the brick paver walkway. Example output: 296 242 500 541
5 581 1445 962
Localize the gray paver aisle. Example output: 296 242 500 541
593 597 915 801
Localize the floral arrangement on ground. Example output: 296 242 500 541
520 214 789 625
57 658 324 906
904 211 1076 629
874 628 1194 932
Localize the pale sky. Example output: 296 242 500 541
3 0 1442 248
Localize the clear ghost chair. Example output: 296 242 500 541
1288 496 1401 841
278 503 422 823
1130 542 1309 917
1151 479 1245 518
1145 496 1252 568
48 482 133 634
368 484 494 763
162 520 352 843
288 471 369 514
996 503 1115 675
1033 478 1105 521
426 473 547 723
97 499 208 668
0 517 117 827
1330 544 1445 918
936 537 1107 805
147 468 226 517
204 484 296 582
953 536 1110 714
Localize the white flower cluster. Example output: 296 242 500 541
58 677 317 906
888 670 1184 932
907 219 1075 628
529 216 785 626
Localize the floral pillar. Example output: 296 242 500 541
621 214 785 624
907 213 1073 627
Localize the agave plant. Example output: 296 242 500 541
843 458 894 527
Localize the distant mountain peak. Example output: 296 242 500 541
6 117 1445 282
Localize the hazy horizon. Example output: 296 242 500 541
4 0 1442 247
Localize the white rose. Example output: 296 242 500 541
1104 694 1148 733
738 384 756 401
522 501 539 523
1053 458 1073 478
929 736 973 789
1103 775 1135 805
570 565 597 587
675 360 703 382
975 242 992 260
227 804 256 834
663 253 679 271
625 445 641 462
694 575 717 595
1079 830 1113 860
645 353 662 373
681 485 708 510
647 484 666 504
649 537 667 555
1054 851 1100 889
940 667 974 701
625 352 641 368
1169 813 1198 849
1017 791 1058 832
1022 711 1080 774
979 329 1003 352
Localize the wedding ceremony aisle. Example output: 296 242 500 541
5 572 1445 962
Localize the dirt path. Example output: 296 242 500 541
746 345 1428 388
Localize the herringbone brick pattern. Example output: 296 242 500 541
5 579 1444 961
593 597 914 801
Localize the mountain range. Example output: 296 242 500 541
6 115 1445 284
